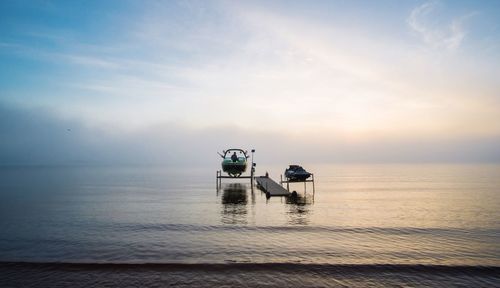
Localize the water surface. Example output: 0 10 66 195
1 164 499 286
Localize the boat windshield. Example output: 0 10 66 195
223 149 247 161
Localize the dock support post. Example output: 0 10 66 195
218 170 222 188
251 167 254 187
216 170 222 191
312 173 315 196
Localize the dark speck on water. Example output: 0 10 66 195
1 164 499 287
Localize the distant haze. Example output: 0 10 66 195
1 1 499 165
1 103 499 165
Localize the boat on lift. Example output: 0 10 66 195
218 149 250 177
284 165 312 181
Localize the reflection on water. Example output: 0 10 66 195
220 183 249 224
286 193 314 225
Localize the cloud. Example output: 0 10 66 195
1 1 498 145
62 54 119 69
1 103 499 165
408 1 476 50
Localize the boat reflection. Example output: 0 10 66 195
220 183 249 224
285 193 313 225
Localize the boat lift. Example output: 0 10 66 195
216 149 256 190
280 173 315 196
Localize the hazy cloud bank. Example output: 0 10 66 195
1 103 499 166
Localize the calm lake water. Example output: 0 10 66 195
1 164 499 287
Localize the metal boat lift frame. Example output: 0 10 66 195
280 173 315 195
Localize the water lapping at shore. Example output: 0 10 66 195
1 261 499 287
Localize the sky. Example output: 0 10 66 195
0 0 499 165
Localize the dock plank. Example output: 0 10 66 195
255 176 290 197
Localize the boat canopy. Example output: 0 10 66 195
220 149 249 159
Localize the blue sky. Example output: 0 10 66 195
1 0 499 164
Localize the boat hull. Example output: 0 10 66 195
222 159 247 177
284 165 311 181
285 172 311 181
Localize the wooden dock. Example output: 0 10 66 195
255 176 291 197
